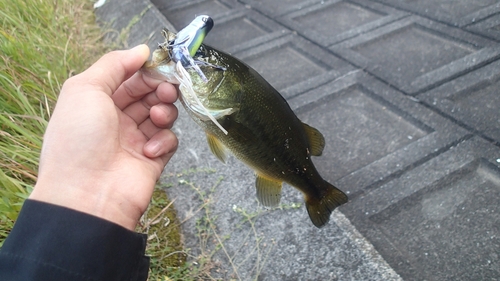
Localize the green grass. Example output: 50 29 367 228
0 0 107 244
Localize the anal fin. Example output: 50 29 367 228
206 132 228 163
255 174 282 207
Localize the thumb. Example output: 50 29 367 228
71 45 150 96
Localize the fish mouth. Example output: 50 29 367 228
143 16 231 135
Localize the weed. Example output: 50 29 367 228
118 5 152 47
231 205 274 280
137 187 186 280
166 173 276 281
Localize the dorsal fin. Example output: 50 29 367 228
302 123 325 156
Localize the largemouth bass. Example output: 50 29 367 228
142 16 348 227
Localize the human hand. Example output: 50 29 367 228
29 45 178 230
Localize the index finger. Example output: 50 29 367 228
111 70 166 110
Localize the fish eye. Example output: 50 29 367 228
195 46 205 57
202 16 208 23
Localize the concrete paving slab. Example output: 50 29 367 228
288 71 469 197
151 0 237 29
239 0 323 17
235 33 356 98
150 0 205 11
418 59 500 144
202 8 289 54
280 0 408 46
95 0 175 49
467 13 500 42
330 15 500 95
372 0 500 27
342 136 500 281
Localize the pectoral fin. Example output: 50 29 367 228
302 123 325 156
206 133 228 163
255 174 282 207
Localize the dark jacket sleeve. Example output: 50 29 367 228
0 199 150 281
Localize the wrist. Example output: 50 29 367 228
30 178 142 231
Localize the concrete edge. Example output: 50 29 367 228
332 211 402 280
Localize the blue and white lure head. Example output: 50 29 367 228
174 15 213 57
171 15 214 82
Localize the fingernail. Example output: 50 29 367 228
147 141 161 156
131 44 150 59
131 44 147 51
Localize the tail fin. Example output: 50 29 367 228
305 181 348 228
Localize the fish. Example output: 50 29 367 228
141 15 348 227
